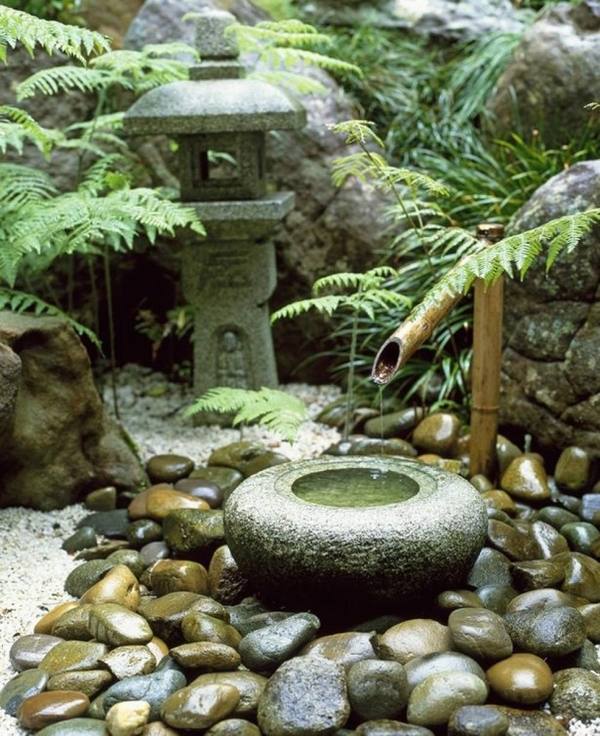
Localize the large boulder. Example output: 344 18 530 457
486 1 600 146
302 0 524 42
81 0 145 48
0 312 146 509
124 0 389 380
500 161 600 456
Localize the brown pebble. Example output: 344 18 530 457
486 653 553 705
17 690 89 730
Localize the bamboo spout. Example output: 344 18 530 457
370 223 506 387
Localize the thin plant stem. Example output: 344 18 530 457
343 309 359 440
103 246 120 420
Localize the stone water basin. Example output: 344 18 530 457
224 456 487 608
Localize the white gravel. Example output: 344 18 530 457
1 366 599 735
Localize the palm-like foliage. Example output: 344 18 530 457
185 387 308 442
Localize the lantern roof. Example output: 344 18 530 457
124 9 306 136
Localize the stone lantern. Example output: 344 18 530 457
124 9 305 400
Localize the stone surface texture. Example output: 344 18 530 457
225 456 487 606
302 0 524 41
486 1 600 146
500 161 600 456
0 313 145 509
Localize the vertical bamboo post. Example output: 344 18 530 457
469 223 505 480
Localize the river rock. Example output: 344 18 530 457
149 559 208 595
355 722 435 736
476 584 517 615
39 641 108 675
170 642 240 670
448 608 513 661
500 457 550 502
347 659 409 720
486 653 553 705
18 690 90 730
106 700 150 736
190 466 243 500
163 509 224 553
138 591 204 642
147 487 209 521
448 705 509 736
364 408 424 439
257 655 350 735
108 550 145 579
88 603 152 647
326 437 417 458
175 477 224 508
412 414 460 456
555 447 592 493
239 613 320 673
507 587 588 613
0 669 48 716
161 682 239 729
36 717 109 735
205 719 261 736
208 545 248 604
530 520 569 559
301 632 377 669
504 605 586 656
511 559 565 591
549 667 600 721
486 521 535 562
85 486 117 511
140 541 169 567
191 672 268 718
65 560 115 598
495 707 567 736
468 548 512 588
407 672 488 727
10 634 63 671
0 313 144 509
101 645 156 679
561 522 600 555
557 551 600 601
46 670 113 698
77 510 130 538
378 620 452 665
101 668 187 719
80 565 140 610
437 590 482 611
404 652 486 692
35 602 80 635
62 527 98 554
127 519 163 548
181 612 241 648
536 506 580 530
580 602 600 641
146 453 193 483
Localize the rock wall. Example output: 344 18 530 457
0 313 146 509
486 1 600 146
500 161 600 456
302 0 524 42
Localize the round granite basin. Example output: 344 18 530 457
224 456 487 608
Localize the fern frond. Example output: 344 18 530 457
0 288 100 347
0 6 109 62
378 166 450 197
248 69 327 95
331 151 388 187
328 120 384 149
185 386 308 441
0 105 58 155
0 164 56 209
17 66 109 100
271 295 344 322
415 210 600 319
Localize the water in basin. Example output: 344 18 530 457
291 467 419 508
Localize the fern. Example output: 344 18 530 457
0 106 59 155
0 6 109 62
414 210 600 321
0 288 100 346
185 387 308 442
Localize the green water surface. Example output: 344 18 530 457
291 467 419 508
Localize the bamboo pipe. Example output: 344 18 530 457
370 223 505 386
469 223 505 479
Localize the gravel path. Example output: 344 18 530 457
0 367 599 735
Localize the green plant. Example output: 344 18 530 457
136 305 194 361
272 264 409 437
186 387 308 441
1 0 83 23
